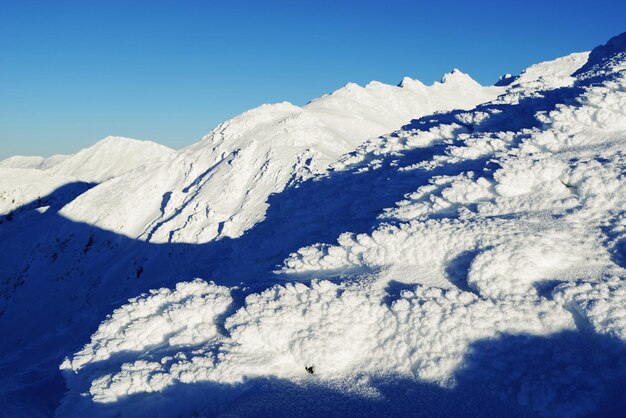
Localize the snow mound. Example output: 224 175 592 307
59 278 573 416
285 40 626 302
0 155 46 170
61 279 232 373
0 136 173 183
555 276 626 340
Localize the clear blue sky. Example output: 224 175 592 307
1 0 624 159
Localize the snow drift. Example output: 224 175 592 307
2 32 626 418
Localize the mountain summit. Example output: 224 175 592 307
439 68 480 85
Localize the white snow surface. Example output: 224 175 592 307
46 136 174 183
0 154 69 170
4 33 626 418
0 168 76 215
511 51 590 91
58 73 503 244
1 136 173 183
0 137 173 215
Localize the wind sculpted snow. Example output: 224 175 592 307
2 33 626 417
58 73 504 244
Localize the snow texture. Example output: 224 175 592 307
3 32 626 418
0 136 173 215
58 74 503 244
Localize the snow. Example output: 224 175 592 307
3 31 626 417
58 278 572 415
0 168 77 215
282 52 626 303
0 155 47 170
61 279 232 378
513 51 590 90
58 74 504 244
46 136 174 183
0 154 70 170
0 136 173 183
0 136 173 215
555 276 626 339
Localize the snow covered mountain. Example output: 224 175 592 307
0 136 173 182
0 154 70 171
0 136 173 216
3 32 626 418
58 73 503 244
44 136 174 183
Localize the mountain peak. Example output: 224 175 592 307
97 135 149 147
44 136 175 183
439 69 480 86
398 76 426 89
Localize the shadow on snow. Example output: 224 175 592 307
56 331 626 417
0 74 617 416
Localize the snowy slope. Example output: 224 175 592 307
0 168 78 215
3 33 626 418
54 33 626 417
0 136 173 183
45 136 174 183
0 137 173 215
0 154 69 170
503 51 590 92
59 74 504 244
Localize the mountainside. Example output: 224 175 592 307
59 73 503 244
2 33 626 418
0 154 70 170
0 137 173 216
45 136 174 183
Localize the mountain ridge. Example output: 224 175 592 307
2 33 626 417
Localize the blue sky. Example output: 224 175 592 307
1 0 624 159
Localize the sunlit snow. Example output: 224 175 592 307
2 32 626 418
